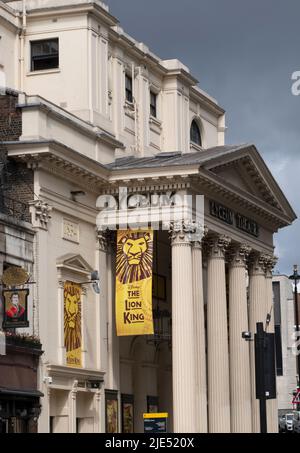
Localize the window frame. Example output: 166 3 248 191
190 119 202 147
30 38 59 72
150 90 158 118
125 73 133 104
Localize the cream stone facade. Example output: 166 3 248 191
0 0 297 433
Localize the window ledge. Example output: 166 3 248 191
149 116 162 128
190 142 204 152
124 100 135 111
27 68 61 77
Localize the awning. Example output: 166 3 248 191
0 387 44 398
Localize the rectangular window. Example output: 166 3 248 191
31 38 59 72
150 91 157 118
125 74 133 103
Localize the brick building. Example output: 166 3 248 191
0 89 42 433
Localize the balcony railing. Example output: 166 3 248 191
0 196 31 223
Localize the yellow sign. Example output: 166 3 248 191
64 281 82 368
2 266 29 287
143 413 168 419
115 230 154 336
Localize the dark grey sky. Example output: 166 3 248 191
107 0 300 274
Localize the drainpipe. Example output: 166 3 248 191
19 0 27 91
132 63 142 155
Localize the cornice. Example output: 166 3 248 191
203 144 296 221
4 140 294 229
190 86 225 116
194 170 290 229
100 177 191 195
5 140 109 193
16 98 124 150
108 28 168 78
23 2 117 27
108 164 200 181
163 68 199 88
47 363 105 380
0 8 20 32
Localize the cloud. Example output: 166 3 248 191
107 0 300 274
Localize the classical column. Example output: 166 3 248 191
69 381 78 433
229 244 252 433
29 199 52 434
94 389 104 433
265 255 279 433
170 221 197 433
248 253 268 432
207 235 231 433
29 199 53 339
192 230 208 433
96 230 109 372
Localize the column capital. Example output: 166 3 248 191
96 228 110 252
96 229 116 253
208 234 231 259
168 219 203 246
229 244 252 268
71 380 78 400
192 225 209 250
29 199 52 230
264 254 278 278
249 252 269 276
95 389 102 402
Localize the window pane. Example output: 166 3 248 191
125 75 133 103
125 75 132 91
190 120 202 146
31 39 59 71
150 91 157 117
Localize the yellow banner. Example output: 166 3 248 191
116 230 154 336
64 281 82 368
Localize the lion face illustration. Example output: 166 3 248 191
64 284 81 353
116 232 153 284
65 293 79 329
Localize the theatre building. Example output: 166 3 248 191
0 0 296 433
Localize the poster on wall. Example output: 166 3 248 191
105 390 118 433
121 394 134 433
2 289 29 328
147 395 159 414
64 281 82 368
115 230 154 337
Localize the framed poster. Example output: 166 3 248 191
121 394 134 433
2 289 29 328
147 395 159 414
152 274 166 301
105 390 118 433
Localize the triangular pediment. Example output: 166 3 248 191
201 145 296 220
56 254 93 276
211 161 261 198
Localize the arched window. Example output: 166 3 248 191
190 120 202 147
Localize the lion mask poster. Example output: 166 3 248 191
64 281 82 368
116 230 154 336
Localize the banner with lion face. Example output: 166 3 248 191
64 281 82 367
116 230 154 336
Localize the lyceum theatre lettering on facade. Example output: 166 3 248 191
210 200 260 237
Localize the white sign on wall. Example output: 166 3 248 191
63 219 80 243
